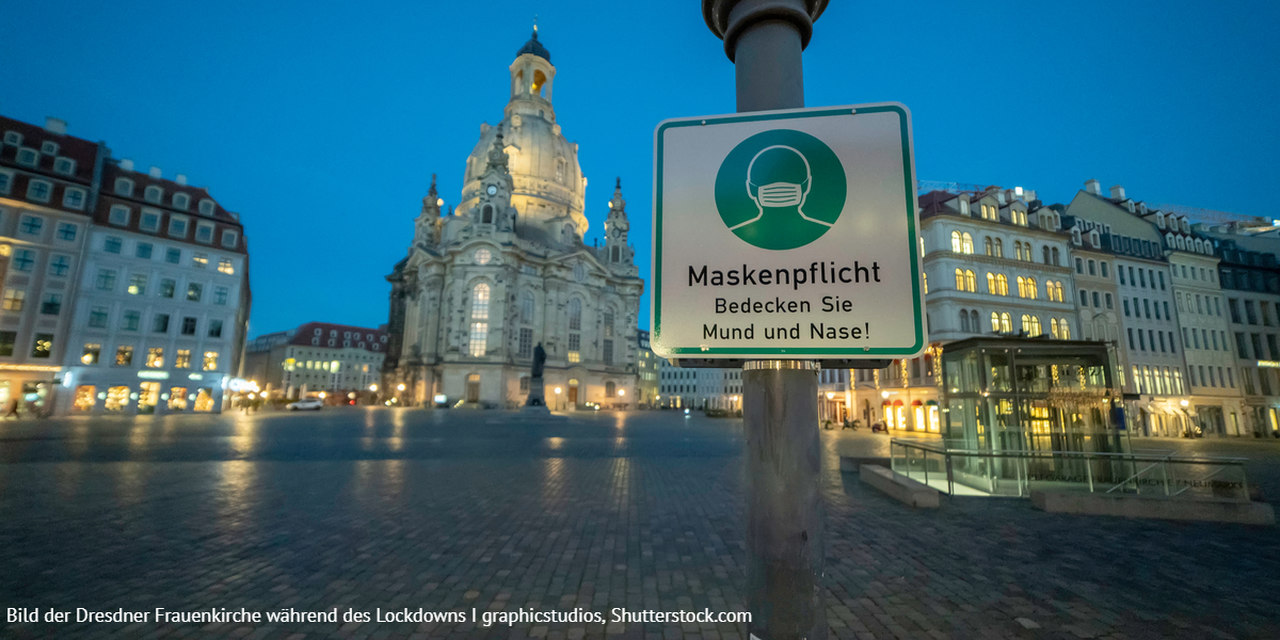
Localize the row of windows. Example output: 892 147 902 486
0 172 87 209
2 143 77 176
106 205 238 249
2 288 64 315
952 270 1065 301
86 307 225 338
1078 289 1114 310
1188 364 1233 390
92 269 230 304
310 327 386 343
1228 298 1280 326
1073 257 1111 279
949 231 1063 266
113 177 215 215
1131 365 1185 396
100 236 236 274
0 331 54 359
1183 327 1229 353
78 343 219 371
1177 291 1223 318
4 248 74 277
1118 264 1166 290
1122 296 1171 322
3 210 81 242
1126 328 1178 355
955 308 1072 339
1235 332 1280 362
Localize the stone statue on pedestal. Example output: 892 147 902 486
523 343 549 410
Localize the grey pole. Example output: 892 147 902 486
703 2 828 638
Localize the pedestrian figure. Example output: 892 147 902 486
2 398 18 419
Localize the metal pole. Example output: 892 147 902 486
705 3 828 638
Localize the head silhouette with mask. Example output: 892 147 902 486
746 145 812 217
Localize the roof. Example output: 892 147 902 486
516 30 551 62
100 162 240 225
0 115 100 185
287 322 388 353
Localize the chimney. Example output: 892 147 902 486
43 117 68 135
120 158 134 171
149 166 162 178
1110 185 1126 201
1085 179 1101 195
176 174 188 185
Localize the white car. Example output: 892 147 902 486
287 398 324 411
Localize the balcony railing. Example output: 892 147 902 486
890 437 1251 502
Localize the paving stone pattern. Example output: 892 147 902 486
1 409 1279 639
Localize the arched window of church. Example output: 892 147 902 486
568 298 582 330
482 204 493 224
469 283 490 358
611 246 619 262
556 158 565 183
520 291 534 324
532 70 547 96
603 310 614 338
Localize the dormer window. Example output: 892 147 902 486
41 141 58 155
17 148 38 167
172 193 190 210
1071 228 1082 246
144 185 163 203
54 158 75 175
1156 212 1166 229
198 199 215 215
220 229 239 249
115 178 134 197
3 131 21 146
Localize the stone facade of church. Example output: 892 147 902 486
382 31 643 409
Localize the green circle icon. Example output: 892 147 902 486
714 129 846 250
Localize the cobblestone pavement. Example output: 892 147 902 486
2 409 1279 639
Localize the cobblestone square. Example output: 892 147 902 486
2 409 1279 639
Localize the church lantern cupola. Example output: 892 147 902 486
509 28 556 120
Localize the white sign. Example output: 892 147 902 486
651 103 924 359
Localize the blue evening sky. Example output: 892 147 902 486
3 1 1277 336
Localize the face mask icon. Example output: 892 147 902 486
732 145 830 230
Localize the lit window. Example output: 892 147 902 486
469 283 490 357
31 333 53 358
175 349 191 369
146 347 165 368
115 345 134 366
128 274 147 295
82 343 101 365
203 351 218 370
2 288 25 312
192 253 208 268
217 258 234 274
159 278 176 298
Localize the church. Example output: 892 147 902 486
382 30 644 409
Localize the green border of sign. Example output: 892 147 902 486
652 103 925 357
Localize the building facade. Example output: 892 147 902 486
383 31 643 409
1202 224 1280 437
657 360 741 412
0 116 99 414
853 186 1079 433
244 322 386 402
56 161 249 415
636 329 659 408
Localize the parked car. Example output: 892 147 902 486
287 398 324 411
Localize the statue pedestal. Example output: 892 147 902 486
522 377 550 414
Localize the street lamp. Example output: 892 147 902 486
554 386 563 410
396 383 406 392
369 384 378 392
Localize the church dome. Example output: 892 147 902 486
516 30 550 62
458 31 587 238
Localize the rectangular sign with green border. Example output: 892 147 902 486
651 103 925 359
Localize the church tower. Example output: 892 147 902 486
603 178 636 273
413 174 442 248
472 128 516 231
